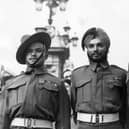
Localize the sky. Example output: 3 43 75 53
0 0 129 74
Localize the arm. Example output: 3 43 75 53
0 92 4 129
71 73 77 124
55 81 71 129
126 70 129 129
0 88 11 129
119 72 128 129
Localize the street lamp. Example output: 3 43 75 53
62 25 79 47
33 0 79 47
34 0 69 25
70 32 79 47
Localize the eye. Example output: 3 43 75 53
26 49 33 53
35 48 43 53
97 43 104 48
87 44 94 49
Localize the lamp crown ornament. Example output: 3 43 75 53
34 0 69 13
33 0 78 47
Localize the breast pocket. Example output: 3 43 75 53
38 80 58 92
7 81 26 109
103 76 122 99
76 78 91 104
38 80 59 106
104 75 122 88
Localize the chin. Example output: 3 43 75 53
93 60 101 63
89 57 102 63
88 54 108 63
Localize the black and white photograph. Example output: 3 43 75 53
0 0 129 129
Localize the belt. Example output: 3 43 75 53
11 118 53 128
77 112 119 123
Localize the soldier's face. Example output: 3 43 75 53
25 42 46 66
86 38 108 62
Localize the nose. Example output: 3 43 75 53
93 45 98 51
31 50 36 55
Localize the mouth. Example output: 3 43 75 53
29 58 37 62
91 53 101 59
92 53 99 57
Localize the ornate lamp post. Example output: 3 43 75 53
34 0 69 25
61 25 79 47
33 0 79 47
33 0 78 78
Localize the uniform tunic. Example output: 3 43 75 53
0 67 71 129
71 62 127 129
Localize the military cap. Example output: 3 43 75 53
81 27 110 50
16 32 51 64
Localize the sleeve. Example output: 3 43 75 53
70 72 77 124
55 81 71 129
0 88 11 129
119 72 128 129
0 92 4 129
126 72 129 129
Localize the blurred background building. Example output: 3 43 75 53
0 65 14 90
0 0 129 78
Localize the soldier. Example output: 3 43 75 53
71 27 128 129
1 32 71 129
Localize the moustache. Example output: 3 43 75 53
91 52 100 56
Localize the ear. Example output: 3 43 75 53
43 45 48 59
45 51 48 59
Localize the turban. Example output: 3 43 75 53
81 27 110 50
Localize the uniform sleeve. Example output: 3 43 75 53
119 72 128 129
0 88 11 129
71 72 77 124
55 81 71 129
126 72 129 129
0 92 4 129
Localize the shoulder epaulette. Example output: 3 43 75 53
5 74 24 85
45 72 58 79
73 65 89 73
111 65 127 72
41 72 61 83
46 72 56 77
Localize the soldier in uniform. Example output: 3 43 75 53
0 32 71 129
71 27 128 129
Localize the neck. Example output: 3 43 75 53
27 64 44 70
89 59 108 65
26 65 47 74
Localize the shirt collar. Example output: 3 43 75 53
89 60 109 72
25 66 48 75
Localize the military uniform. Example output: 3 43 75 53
0 67 71 129
71 62 127 129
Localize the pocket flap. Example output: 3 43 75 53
7 80 26 90
76 78 91 88
104 76 122 87
38 80 59 92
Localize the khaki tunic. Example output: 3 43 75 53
0 69 71 129
71 63 128 128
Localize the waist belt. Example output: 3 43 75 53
11 118 53 128
77 112 119 123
